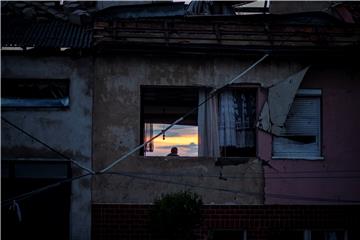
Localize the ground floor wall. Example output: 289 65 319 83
92 204 360 240
92 157 264 204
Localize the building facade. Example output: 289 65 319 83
2 1 360 240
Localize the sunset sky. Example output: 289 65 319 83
145 124 198 156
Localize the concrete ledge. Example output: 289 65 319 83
215 157 255 166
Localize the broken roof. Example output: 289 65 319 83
1 1 96 24
1 17 92 49
92 11 360 55
95 2 186 20
2 1 360 51
1 1 94 49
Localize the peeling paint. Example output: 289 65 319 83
257 67 310 135
92 157 263 204
93 55 309 204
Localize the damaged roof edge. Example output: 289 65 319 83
95 2 186 20
1 18 93 49
94 1 350 26
95 1 247 20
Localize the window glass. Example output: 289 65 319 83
1 78 70 107
144 124 198 157
141 86 198 156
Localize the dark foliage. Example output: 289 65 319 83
149 191 203 240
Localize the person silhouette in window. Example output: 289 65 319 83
167 147 179 156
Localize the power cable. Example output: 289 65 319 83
98 54 269 174
103 170 360 180
1 117 94 174
2 55 269 206
1 173 92 207
5 52 358 206
2 111 359 206
3 168 359 207
103 171 360 204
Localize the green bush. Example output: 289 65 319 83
149 191 203 240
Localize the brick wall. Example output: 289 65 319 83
92 204 360 240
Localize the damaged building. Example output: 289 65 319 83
1 1 360 240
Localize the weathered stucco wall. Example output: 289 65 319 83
93 157 263 204
263 63 360 204
92 54 309 204
1 55 93 240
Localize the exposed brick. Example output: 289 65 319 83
92 204 360 240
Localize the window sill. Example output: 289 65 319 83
1 97 70 108
272 156 324 161
140 156 213 162
215 157 256 166
139 156 256 166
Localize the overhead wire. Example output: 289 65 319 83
3 53 358 206
103 171 360 204
1 117 95 174
1 3 358 207
1 173 92 207
102 170 360 180
3 167 359 207
1 54 269 205
98 54 269 174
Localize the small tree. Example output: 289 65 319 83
150 191 203 240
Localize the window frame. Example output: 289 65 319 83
139 85 199 157
218 84 259 159
1 158 71 179
272 88 323 160
139 84 260 160
1 78 70 108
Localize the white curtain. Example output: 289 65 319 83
198 89 220 157
219 90 255 148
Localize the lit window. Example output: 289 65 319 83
144 124 198 156
141 86 257 158
141 86 198 157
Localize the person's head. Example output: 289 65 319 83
170 147 178 154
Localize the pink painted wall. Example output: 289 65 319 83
261 64 360 204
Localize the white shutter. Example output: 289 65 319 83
273 95 321 159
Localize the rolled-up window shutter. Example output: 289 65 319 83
273 95 321 158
